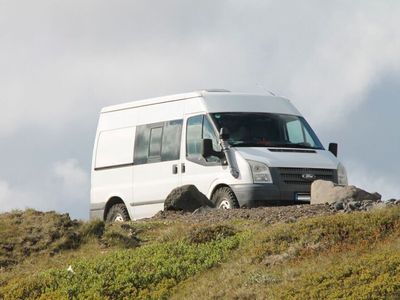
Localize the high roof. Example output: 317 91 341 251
100 89 296 115
101 89 233 113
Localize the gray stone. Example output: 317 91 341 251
164 185 215 212
192 206 215 215
330 201 344 211
311 180 381 205
395 199 400 205
361 200 375 211
371 202 388 210
347 201 362 211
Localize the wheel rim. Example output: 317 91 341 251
219 199 232 209
114 214 124 222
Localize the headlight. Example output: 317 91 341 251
337 163 348 185
247 160 273 183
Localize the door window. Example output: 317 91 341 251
161 120 183 161
186 115 221 164
186 115 203 157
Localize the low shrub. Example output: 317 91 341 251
101 222 141 248
272 247 400 299
187 224 236 244
0 234 243 299
251 207 400 263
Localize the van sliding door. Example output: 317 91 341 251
132 120 183 219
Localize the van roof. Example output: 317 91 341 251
100 90 294 114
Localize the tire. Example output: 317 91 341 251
212 187 239 210
106 203 130 223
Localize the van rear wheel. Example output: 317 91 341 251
212 187 239 210
106 203 130 222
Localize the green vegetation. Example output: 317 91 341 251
1 207 399 299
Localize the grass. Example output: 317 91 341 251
0 207 399 299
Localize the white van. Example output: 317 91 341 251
90 90 347 221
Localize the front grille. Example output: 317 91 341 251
278 168 336 186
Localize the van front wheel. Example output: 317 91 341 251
212 187 239 210
106 203 130 222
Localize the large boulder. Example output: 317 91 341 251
311 180 381 205
164 185 215 212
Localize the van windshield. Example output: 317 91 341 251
211 112 324 150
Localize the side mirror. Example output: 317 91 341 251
329 143 338 157
219 127 230 141
201 139 222 158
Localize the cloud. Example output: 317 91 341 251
347 161 400 201
0 180 32 212
0 1 399 218
1 1 400 136
53 159 89 198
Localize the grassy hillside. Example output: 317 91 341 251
0 207 399 299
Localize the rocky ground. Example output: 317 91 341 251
152 204 334 224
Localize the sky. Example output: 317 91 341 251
1 1 399 219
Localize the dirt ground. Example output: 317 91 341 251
151 204 334 224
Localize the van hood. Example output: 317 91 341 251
235 147 339 169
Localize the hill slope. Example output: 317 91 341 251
0 206 399 299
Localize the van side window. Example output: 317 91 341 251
161 120 183 161
186 115 221 164
186 115 203 157
134 125 150 164
203 117 221 162
203 117 221 152
149 127 163 158
134 119 183 165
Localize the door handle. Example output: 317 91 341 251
181 163 186 173
172 164 178 174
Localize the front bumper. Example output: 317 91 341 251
231 167 338 208
231 183 310 207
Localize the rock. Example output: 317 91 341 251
330 201 344 211
361 200 375 211
346 201 362 211
372 202 388 210
164 185 215 212
395 199 400 205
192 206 215 215
311 180 381 205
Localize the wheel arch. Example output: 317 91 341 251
103 196 130 221
210 183 237 201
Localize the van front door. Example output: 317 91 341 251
132 120 183 219
181 114 227 200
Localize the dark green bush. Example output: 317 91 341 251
0 234 242 299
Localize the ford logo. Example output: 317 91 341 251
302 174 316 181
